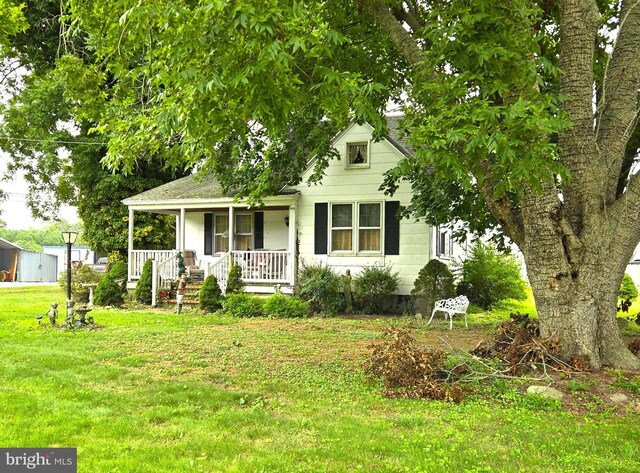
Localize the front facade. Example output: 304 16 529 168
123 119 466 302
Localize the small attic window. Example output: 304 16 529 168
347 142 369 168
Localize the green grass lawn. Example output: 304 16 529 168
1 286 639 472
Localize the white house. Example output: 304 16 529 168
122 119 466 303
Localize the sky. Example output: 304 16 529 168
0 151 78 229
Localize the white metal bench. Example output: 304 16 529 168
426 295 470 330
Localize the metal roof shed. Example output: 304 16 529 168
0 238 58 283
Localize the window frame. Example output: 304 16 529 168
212 212 254 254
435 227 453 259
328 201 383 255
345 141 370 169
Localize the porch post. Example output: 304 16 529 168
175 213 180 250
228 206 235 269
228 206 235 251
180 207 186 252
128 208 134 281
288 205 296 286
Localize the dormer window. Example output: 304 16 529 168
347 142 369 168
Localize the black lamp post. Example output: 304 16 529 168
61 231 79 304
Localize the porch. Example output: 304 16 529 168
122 173 300 306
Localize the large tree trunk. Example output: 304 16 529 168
520 188 640 370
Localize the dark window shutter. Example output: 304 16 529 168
314 203 328 255
384 201 400 255
254 212 264 249
204 213 213 255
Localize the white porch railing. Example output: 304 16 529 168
130 250 179 280
231 250 290 284
135 249 292 303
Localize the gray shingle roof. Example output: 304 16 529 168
123 173 235 203
123 173 299 204
385 115 414 156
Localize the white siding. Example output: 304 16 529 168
291 123 434 295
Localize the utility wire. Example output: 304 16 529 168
0 135 108 145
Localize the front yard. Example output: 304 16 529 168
1 286 639 472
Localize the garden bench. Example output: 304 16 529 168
426 295 470 330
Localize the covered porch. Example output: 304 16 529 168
122 174 299 303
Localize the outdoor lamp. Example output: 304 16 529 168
61 231 79 305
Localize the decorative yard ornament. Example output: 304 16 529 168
46 302 58 325
177 251 186 277
64 300 76 327
176 273 188 314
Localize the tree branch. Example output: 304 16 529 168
557 0 600 233
597 0 640 202
355 0 432 77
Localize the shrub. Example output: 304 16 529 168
297 262 343 315
226 264 244 294
263 293 309 318
222 293 263 317
619 274 638 301
134 259 153 304
58 265 101 303
109 260 128 281
412 259 456 316
457 241 526 309
353 266 400 314
200 275 223 312
94 274 125 306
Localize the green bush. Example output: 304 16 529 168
412 259 456 316
354 266 400 314
457 241 526 309
94 274 125 306
619 274 638 301
134 259 153 304
58 265 101 303
199 275 223 312
297 262 343 315
109 260 128 281
263 293 309 318
226 264 244 294
222 293 264 317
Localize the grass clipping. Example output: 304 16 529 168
364 327 464 402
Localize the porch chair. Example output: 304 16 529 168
426 295 470 330
183 250 205 282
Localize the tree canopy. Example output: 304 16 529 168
0 0 184 254
2 0 640 368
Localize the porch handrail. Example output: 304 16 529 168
207 252 230 294
151 252 180 307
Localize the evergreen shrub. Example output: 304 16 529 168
109 260 128 281
354 266 400 314
94 274 125 306
412 259 456 316
134 259 153 304
226 264 244 294
200 275 223 312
